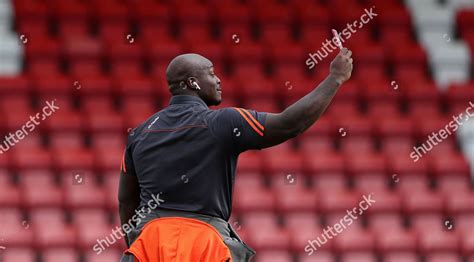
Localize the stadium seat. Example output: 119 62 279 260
0 248 36 262
41 248 79 262
298 251 336 262
233 188 275 212
257 250 293 262
275 188 318 213
402 191 444 214
383 252 419 262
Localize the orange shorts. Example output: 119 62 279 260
125 217 232 262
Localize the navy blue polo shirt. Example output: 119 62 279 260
122 95 268 221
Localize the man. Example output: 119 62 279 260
119 49 353 261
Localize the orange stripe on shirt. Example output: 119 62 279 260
240 108 264 131
233 107 264 136
121 151 127 173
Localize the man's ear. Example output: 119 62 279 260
187 77 200 90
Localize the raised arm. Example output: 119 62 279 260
262 48 353 148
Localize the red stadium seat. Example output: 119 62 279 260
456 9 474 37
74 75 112 97
297 116 334 138
364 191 401 214
64 177 106 209
366 101 402 120
377 4 412 31
114 74 156 98
334 228 375 252
25 36 61 61
94 148 122 172
145 39 185 64
241 212 279 230
375 229 417 253
295 3 329 29
298 251 335 262
84 249 122 262
130 1 170 25
20 172 63 208
233 189 275 212
34 221 76 248
418 231 460 254
425 253 462 262
49 132 84 150
90 0 129 22
90 133 125 152
388 153 429 176
318 190 360 213
353 174 388 191
0 76 30 97
402 191 444 214
42 248 79 262
387 42 427 69
430 153 471 177
174 2 210 25
104 38 145 63
1 248 36 262
304 151 345 175
334 115 373 137
383 252 419 262
227 41 266 65
375 116 414 138
298 136 335 153
447 89 474 114
275 189 318 213
284 212 320 232
43 110 84 133
0 211 35 247
81 97 116 115
85 111 125 133
10 148 53 171
444 192 474 215
257 251 293 262
247 225 291 251
339 252 377 262
263 150 304 174
461 231 474 255
437 175 471 194
14 0 49 22
326 102 361 118
345 153 386 176
179 25 214 44
369 213 405 234
255 3 293 27
52 149 95 172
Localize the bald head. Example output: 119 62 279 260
165 53 222 106
166 53 212 89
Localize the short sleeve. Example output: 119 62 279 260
207 107 268 153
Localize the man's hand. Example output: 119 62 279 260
262 49 354 148
329 48 353 85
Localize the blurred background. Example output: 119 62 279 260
0 0 474 261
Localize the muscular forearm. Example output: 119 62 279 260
280 74 342 134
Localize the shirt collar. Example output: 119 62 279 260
169 95 209 109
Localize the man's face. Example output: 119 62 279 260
196 66 222 106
